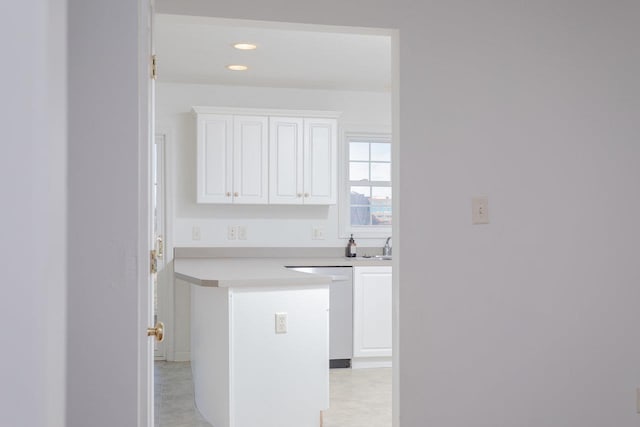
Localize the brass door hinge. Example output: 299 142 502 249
151 54 157 80
150 249 158 274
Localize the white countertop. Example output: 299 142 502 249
173 256 392 288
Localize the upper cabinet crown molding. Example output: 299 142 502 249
194 107 339 205
192 106 341 119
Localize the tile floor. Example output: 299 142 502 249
154 362 211 427
154 361 391 427
324 367 392 427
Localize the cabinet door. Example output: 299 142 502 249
269 117 304 204
233 116 269 204
353 266 392 358
197 114 233 203
303 118 337 204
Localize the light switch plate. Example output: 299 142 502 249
472 196 489 224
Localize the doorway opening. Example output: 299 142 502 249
151 13 399 427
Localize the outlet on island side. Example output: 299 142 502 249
275 312 287 334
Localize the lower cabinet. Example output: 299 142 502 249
353 266 392 367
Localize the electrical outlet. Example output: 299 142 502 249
227 225 237 240
192 226 201 241
312 227 325 240
472 196 489 224
238 225 247 240
275 312 287 334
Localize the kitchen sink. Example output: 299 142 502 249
352 255 392 260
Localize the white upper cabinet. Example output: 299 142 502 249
233 116 269 204
194 107 338 205
196 111 268 204
269 117 337 205
269 117 304 204
303 118 337 205
196 114 233 203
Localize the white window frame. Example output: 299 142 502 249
339 129 393 238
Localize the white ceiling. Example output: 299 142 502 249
155 15 392 92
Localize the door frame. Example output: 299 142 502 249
138 0 154 426
141 9 401 427
154 124 177 361
153 131 167 360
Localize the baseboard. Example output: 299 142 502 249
172 351 191 362
351 357 392 369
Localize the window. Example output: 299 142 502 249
346 134 392 231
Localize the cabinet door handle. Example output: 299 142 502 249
226 192 231 197
297 193 302 198
304 193 309 197
234 192 239 197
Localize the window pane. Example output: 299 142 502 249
371 186 392 200
351 206 371 226
350 186 371 203
349 142 369 161
347 135 391 229
370 163 391 181
371 143 391 161
350 162 369 181
371 198 392 225
371 208 392 225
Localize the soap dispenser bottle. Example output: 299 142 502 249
346 234 357 258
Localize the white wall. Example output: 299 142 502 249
156 1 640 427
399 3 640 425
59 0 640 426
156 81 392 248
0 1 67 426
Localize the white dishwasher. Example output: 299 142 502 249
286 266 353 368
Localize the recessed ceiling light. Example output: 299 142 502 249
233 43 257 50
227 65 248 71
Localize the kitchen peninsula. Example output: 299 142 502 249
174 249 393 427
176 257 331 427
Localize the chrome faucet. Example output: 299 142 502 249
383 237 392 256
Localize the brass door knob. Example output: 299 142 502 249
147 321 164 342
